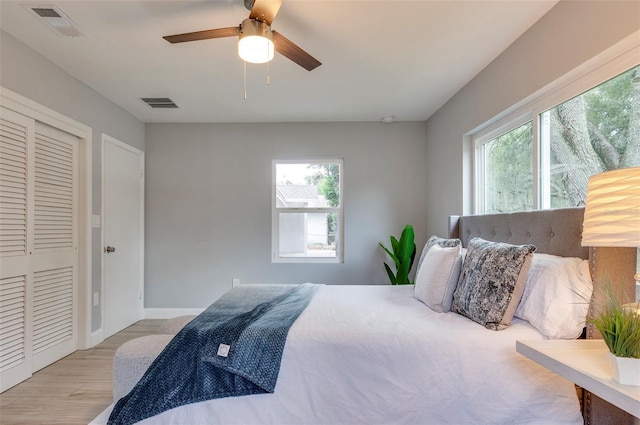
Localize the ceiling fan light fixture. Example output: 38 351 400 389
238 18 274 64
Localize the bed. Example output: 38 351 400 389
93 207 602 425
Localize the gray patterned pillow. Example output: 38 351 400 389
416 235 461 274
451 238 536 330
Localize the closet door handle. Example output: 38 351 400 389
105 246 116 253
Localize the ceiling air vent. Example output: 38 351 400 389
141 98 179 109
27 6 87 38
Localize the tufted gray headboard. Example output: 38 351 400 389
448 207 588 260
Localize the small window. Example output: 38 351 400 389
477 121 533 213
272 160 343 263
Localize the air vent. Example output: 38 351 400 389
27 5 86 38
32 8 61 18
141 98 179 109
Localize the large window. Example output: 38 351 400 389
272 160 343 263
475 63 640 213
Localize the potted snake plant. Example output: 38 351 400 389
379 225 416 285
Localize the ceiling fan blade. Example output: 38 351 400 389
272 31 321 71
163 27 239 44
249 0 282 26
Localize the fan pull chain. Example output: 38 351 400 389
266 37 271 86
267 60 271 86
243 60 247 100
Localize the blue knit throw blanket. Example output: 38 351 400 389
108 283 322 425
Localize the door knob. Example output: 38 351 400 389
105 246 116 253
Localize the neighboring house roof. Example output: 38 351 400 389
278 185 319 199
276 185 328 208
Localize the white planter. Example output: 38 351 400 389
608 352 640 386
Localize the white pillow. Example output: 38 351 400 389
414 244 462 313
416 236 461 276
515 253 593 339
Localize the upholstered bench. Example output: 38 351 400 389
159 315 196 334
112 334 173 401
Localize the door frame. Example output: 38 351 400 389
101 133 145 336
1 86 93 350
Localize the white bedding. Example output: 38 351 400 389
92 285 582 425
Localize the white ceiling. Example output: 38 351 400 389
0 1 558 123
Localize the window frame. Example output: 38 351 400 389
271 158 344 263
472 32 640 214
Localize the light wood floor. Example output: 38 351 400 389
0 320 163 425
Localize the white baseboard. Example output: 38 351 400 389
90 329 104 348
144 308 205 319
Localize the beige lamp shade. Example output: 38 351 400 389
582 167 640 247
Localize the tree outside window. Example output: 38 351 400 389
544 66 640 208
478 65 639 213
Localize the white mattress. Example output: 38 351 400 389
92 285 582 425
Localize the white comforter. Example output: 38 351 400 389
93 285 582 425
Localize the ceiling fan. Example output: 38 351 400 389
163 0 321 71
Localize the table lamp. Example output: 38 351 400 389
579 167 640 425
582 166 640 285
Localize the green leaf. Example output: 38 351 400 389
384 263 397 285
397 225 414 260
390 236 399 256
378 242 400 269
396 257 410 284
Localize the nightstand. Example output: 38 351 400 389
516 339 640 421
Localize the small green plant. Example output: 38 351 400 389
589 278 640 359
379 225 416 285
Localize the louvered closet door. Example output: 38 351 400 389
0 109 78 391
30 122 78 372
0 107 34 391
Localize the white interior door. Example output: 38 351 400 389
31 122 78 372
1 108 78 391
103 136 143 338
0 107 34 391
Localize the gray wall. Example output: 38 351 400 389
424 1 640 237
145 122 428 307
0 31 145 331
